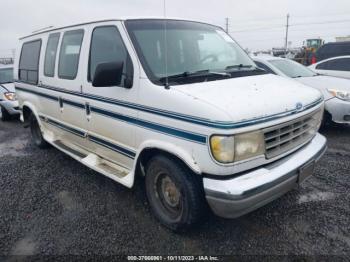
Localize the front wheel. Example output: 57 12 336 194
145 155 205 231
30 114 49 149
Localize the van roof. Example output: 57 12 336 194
20 17 221 40
322 41 350 46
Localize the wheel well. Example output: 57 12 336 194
324 110 332 121
22 106 33 123
135 148 196 178
321 110 332 128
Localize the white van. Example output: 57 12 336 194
15 18 327 231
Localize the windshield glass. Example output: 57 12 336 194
125 20 256 85
269 59 316 78
307 39 321 48
0 68 14 84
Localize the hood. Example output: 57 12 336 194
295 75 350 100
0 82 15 93
173 74 322 122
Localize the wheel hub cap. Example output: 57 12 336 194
161 176 180 208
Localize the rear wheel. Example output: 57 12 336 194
30 114 49 149
145 155 205 231
1 107 11 121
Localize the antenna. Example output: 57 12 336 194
284 14 290 56
163 0 170 89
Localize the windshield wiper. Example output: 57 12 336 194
225 64 254 70
159 69 230 83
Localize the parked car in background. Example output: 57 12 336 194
0 65 20 121
16 18 326 231
315 41 350 62
253 56 350 125
308 56 350 80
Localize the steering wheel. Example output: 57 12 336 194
200 54 219 63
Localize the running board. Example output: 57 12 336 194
50 139 134 188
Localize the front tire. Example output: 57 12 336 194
1 107 11 121
145 155 205 231
30 114 49 149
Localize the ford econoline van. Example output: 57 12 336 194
15 18 327 231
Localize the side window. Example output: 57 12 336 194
316 61 329 70
89 26 133 87
254 61 276 74
329 58 350 71
317 59 350 71
44 33 60 77
19 40 42 84
58 29 84 80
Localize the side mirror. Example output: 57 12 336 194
92 61 123 87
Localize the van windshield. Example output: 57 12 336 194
125 20 259 85
0 68 14 84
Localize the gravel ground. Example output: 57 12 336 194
0 120 349 257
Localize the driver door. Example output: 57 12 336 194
82 22 139 169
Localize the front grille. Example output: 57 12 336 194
263 108 322 159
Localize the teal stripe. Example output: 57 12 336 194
16 82 323 129
17 86 207 144
62 98 85 109
44 117 86 137
16 86 58 102
88 135 136 159
40 115 135 159
91 106 207 144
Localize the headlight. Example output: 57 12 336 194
327 89 350 101
234 131 265 162
210 131 265 164
3 92 16 101
210 135 235 163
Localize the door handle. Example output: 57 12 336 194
58 97 63 112
85 102 91 121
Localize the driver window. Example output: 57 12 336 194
89 26 133 87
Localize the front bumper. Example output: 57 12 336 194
203 133 327 219
0 100 20 115
325 97 350 124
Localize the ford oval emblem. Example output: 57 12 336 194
296 102 303 111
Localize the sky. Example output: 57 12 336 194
0 0 350 57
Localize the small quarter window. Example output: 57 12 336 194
89 26 133 87
58 29 84 80
254 61 276 74
316 58 350 71
316 61 329 70
328 58 350 71
44 33 60 77
19 40 42 84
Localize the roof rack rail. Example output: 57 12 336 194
32 26 54 34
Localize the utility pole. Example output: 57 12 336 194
284 14 290 56
225 18 229 33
